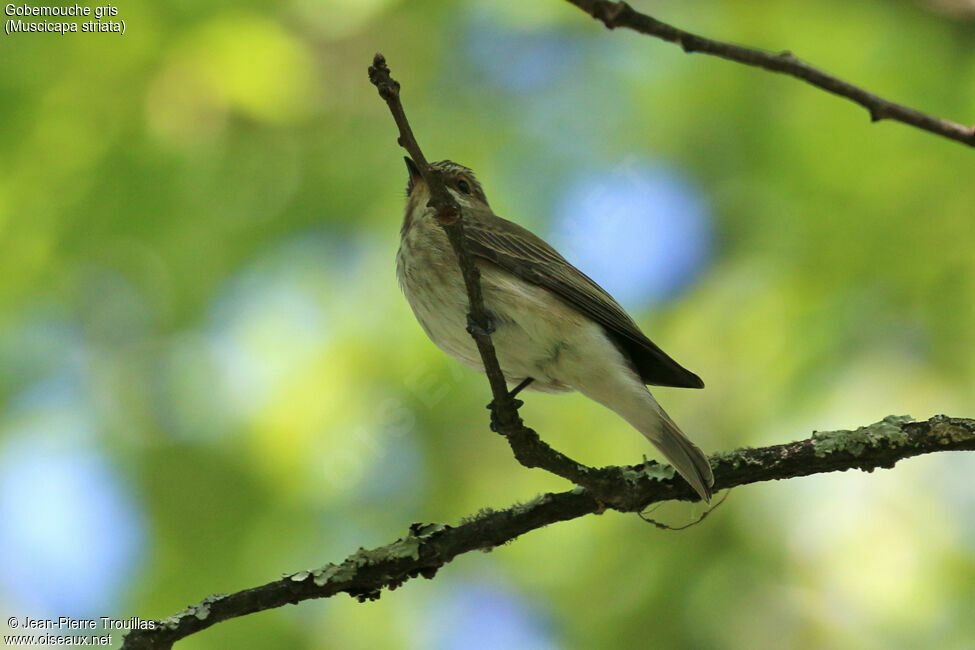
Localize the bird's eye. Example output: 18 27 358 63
457 179 471 194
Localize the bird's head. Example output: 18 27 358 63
403 158 490 230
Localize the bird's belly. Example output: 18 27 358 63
397 250 591 393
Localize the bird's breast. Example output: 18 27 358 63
396 219 596 393
397 222 477 365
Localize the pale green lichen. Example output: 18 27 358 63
928 415 971 444
460 507 497 525
812 415 913 458
158 616 181 631
638 463 676 482
158 594 228 628
411 523 447 537
313 563 351 587
290 570 311 582
308 523 452 588
711 447 761 470
510 493 550 515
380 536 422 561
196 594 226 620
620 465 647 485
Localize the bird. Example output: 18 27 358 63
395 158 714 502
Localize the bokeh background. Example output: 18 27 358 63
2 1 974 648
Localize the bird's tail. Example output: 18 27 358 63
567 334 714 502
641 406 714 503
579 376 714 502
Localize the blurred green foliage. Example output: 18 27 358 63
1 0 974 648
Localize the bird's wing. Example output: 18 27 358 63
463 209 704 389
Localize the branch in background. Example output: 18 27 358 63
121 415 975 649
563 0 975 148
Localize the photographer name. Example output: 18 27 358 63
14 616 155 631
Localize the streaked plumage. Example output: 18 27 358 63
397 159 714 501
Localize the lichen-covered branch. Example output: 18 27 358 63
120 415 975 649
563 0 975 148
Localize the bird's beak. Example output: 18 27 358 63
404 156 421 194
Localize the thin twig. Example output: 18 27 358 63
367 53 513 420
120 415 975 649
563 0 975 148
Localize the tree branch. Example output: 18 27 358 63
121 415 975 649
563 0 975 148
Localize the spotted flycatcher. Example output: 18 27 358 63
396 158 714 501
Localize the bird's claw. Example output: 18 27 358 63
487 398 523 433
466 312 495 338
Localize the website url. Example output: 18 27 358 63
3 634 112 646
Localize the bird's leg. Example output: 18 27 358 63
508 377 534 399
465 311 532 429
488 378 533 433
